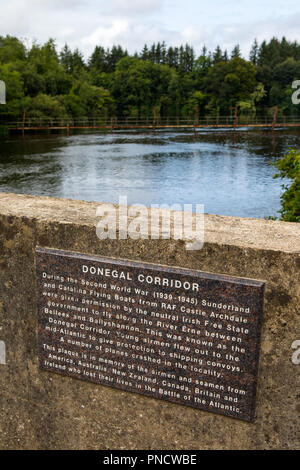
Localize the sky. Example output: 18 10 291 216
1 0 300 58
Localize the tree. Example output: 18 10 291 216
0 35 26 63
274 149 300 222
182 90 206 118
213 46 223 65
231 44 241 59
0 63 25 119
60 45 85 76
250 39 259 65
60 44 74 74
258 37 281 67
204 57 258 114
110 57 175 117
273 58 300 88
1 35 300 124
105 45 127 73
238 83 266 117
223 50 229 62
19 63 46 97
28 39 60 75
26 93 67 118
88 46 107 73
72 48 86 76
64 81 114 117
141 44 149 61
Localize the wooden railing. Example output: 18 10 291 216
5 115 300 130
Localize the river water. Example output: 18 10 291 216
0 128 299 218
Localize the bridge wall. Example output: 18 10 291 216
0 192 299 450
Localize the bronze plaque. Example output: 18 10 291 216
36 247 265 422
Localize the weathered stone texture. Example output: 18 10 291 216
0 192 299 450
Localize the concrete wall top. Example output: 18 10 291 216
0 192 299 253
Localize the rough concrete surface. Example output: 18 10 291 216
0 192 299 450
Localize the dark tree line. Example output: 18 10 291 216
1 35 300 122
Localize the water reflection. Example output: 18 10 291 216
0 129 298 218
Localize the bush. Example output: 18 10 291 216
274 148 300 222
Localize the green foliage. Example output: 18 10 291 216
238 83 266 117
274 149 300 222
0 35 26 63
26 94 66 118
1 35 300 122
0 63 24 101
110 57 176 117
182 91 206 117
0 35 115 121
0 62 24 118
64 82 114 117
204 58 257 114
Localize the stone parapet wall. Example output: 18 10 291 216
0 192 299 450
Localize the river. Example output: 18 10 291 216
0 128 298 218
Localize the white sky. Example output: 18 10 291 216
1 0 300 58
